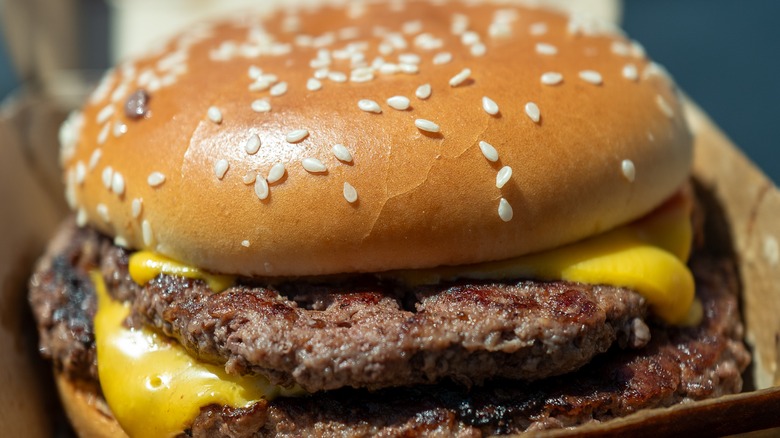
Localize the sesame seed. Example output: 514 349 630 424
114 236 129 248
358 99 382 113
332 144 354 162
449 68 471 87
470 43 486 57
310 58 330 69
110 83 128 103
529 22 548 36
111 172 125 196
302 157 327 173
140 72 158 89
286 129 309 143
89 149 102 170
131 198 143 218
496 166 512 188
343 182 358 203
102 166 114 189
97 204 110 222
248 65 263 79
415 83 432 99
415 119 440 133
254 177 269 200
160 74 176 87
399 53 420 64
488 22 512 38
147 171 166 187
622 63 639 81
267 163 286 183
142 220 154 246
461 31 479 45
579 70 603 85
97 123 110 144
113 122 127 137
656 95 674 118
270 81 288 96
479 141 499 162
642 62 672 81
541 72 563 85
451 14 469 35
433 52 452 65
611 41 630 56
621 159 636 182
482 96 499 115
314 68 329 80
399 63 419 74
415 32 441 50
524 102 541 123
244 134 261 154
241 240 251 247
251 99 271 113
75 162 86 185
328 71 347 82
402 20 422 35
97 104 115 124
535 43 557 55
498 198 513 222
214 159 229 179
630 40 646 58
249 80 272 92
377 63 398 75
207 106 223 124
387 96 411 110
242 170 257 185
378 42 393 55
260 73 278 83
76 208 88 227
386 33 408 50
307 78 322 91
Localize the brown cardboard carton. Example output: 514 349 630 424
0 92 778 435
0 92 69 438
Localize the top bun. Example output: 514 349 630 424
60 0 692 277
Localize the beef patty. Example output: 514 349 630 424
32 221 649 393
28 216 749 436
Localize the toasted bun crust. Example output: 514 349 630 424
60 1 692 276
54 374 128 438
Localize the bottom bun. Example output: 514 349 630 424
54 373 127 438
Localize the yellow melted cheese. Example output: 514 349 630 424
390 193 697 325
128 252 234 292
92 273 303 438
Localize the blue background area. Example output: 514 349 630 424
623 0 780 184
1 1 777 183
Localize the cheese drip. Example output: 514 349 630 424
92 273 303 438
128 252 234 292
390 193 697 324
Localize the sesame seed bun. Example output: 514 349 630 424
61 1 692 277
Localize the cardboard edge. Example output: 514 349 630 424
685 101 780 390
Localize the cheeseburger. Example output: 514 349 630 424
29 1 750 436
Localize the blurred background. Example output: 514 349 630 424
0 0 777 183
